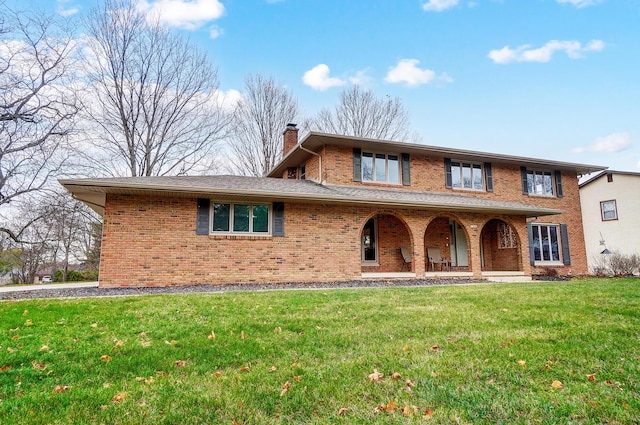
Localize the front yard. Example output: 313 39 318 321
1 278 638 424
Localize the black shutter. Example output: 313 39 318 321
484 162 493 192
272 202 285 237
560 224 571 265
527 222 536 266
555 170 564 198
521 167 529 195
353 148 362 182
401 153 411 186
444 158 452 189
196 198 210 235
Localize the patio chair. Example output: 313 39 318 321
427 247 449 272
400 246 412 272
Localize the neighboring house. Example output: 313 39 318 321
60 126 605 288
579 170 640 272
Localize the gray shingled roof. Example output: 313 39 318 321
60 175 562 217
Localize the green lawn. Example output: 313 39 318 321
1 278 638 424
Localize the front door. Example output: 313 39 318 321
449 220 468 267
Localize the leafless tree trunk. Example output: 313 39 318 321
227 74 302 176
311 85 417 142
0 3 80 241
83 0 231 177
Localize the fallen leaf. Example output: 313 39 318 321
100 355 112 362
112 340 123 350
90 323 98 328
424 408 434 418
164 340 177 345
138 332 147 338
0 365 11 372
214 371 222 377
605 379 614 386
54 385 71 393
25 320 33 326
280 381 291 396
140 341 151 347
587 374 596 382
430 345 440 351
391 372 402 379
403 345 410 351
11 335 19 341
103 382 111 388
315 326 322 330
379 401 397 413
112 392 127 403
239 366 249 372
551 380 563 389
144 377 155 385
241 331 247 340
175 360 186 368
39 345 49 352
269 366 277 372
401 405 418 416
406 379 415 387
337 407 348 416
293 375 301 382
7 347 14 353
274 327 282 333
431 372 438 378
208 330 216 340
368 369 384 382
32 361 46 370
518 360 526 367
23 310 28 316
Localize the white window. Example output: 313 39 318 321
600 200 617 221
212 203 270 234
451 161 484 190
527 170 553 196
531 224 562 264
361 152 400 184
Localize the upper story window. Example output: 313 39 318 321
212 202 270 234
600 200 617 221
451 161 484 190
521 167 563 198
353 148 410 186
445 158 493 192
362 152 400 184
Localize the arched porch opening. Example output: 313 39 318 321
360 213 413 273
424 216 471 272
480 218 523 272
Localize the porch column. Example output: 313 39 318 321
467 223 483 279
412 229 426 276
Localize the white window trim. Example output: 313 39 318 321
450 160 485 191
526 169 554 197
531 223 563 265
210 202 272 235
361 152 401 185
600 200 618 221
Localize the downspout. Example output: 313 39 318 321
299 145 324 185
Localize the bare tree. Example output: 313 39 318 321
0 3 80 241
228 74 302 176
312 85 417 142
83 0 231 177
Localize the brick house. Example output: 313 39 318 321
60 125 605 287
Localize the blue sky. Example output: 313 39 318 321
34 1 640 172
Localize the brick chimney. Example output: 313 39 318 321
282 123 299 157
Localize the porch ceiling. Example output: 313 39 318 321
60 175 562 218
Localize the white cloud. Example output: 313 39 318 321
556 0 603 8
385 59 452 86
137 0 225 30
348 69 372 86
422 0 459 12
572 133 632 154
57 0 79 16
302 64 346 91
209 25 224 39
488 39 605 64
211 88 242 112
